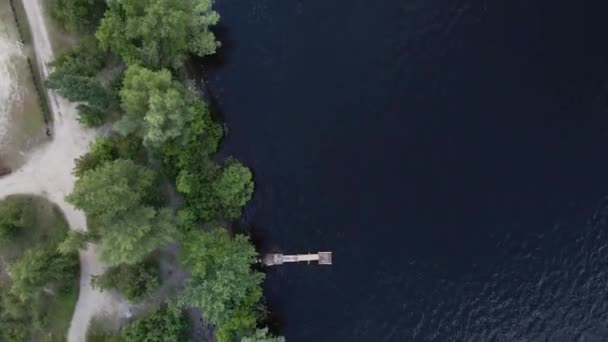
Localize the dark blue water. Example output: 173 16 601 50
207 0 608 340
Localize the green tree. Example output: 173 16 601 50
57 231 91 254
9 248 78 302
67 159 155 220
47 74 110 108
96 0 219 68
241 328 285 342
49 37 108 76
49 0 107 33
74 135 145 177
117 65 199 148
214 158 255 219
101 207 176 265
0 290 29 341
91 259 159 302
179 228 264 338
46 37 116 127
0 198 26 241
121 305 187 341
67 159 176 264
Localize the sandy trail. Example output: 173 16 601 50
0 0 131 340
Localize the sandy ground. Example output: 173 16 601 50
0 0 131 340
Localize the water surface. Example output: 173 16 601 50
208 1 608 340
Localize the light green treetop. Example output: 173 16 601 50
178 228 264 325
67 159 177 264
213 158 255 219
9 248 78 302
96 0 219 68
117 65 198 148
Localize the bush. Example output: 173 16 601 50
121 305 187 342
0 197 79 341
0 199 26 242
46 37 115 127
179 229 264 341
73 135 145 177
91 259 159 302
49 0 108 33
86 315 120 342
49 37 108 76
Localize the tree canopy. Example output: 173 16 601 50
121 305 187 341
96 0 219 68
0 199 26 241
46 38 117 126
117 65 200 148
49 0 107 33
179 228 264 341
9 248 78 302
67 159 176 264
213 158 255 219
92 259 159 302
47 0 267 338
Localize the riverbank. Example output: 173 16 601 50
0 0 281 340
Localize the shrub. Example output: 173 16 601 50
91 259 160 302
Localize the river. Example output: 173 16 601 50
207 0 608 341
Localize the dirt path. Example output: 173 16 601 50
0 0 131 340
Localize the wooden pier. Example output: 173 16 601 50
263 252 332 266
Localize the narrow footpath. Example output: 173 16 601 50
0 0 130 340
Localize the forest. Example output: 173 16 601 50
0 0 283 341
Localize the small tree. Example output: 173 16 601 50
91 259 159 302
57 231 91 254
9 248 78 302
96 0 219 68
117 65 199 148
241 328 285 342
121 305 187 341
179 228 264 340
213 158 254 219
0 199 25 241
49 0 107 33
67 159 176 264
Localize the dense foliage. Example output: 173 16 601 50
121 305 187 341
67 159 176 264
96 0 219 68
9 248 78 303
73 135 145 177
45 0 279 339
0 197 79 341
57 231 91 255
91 259 160 302
179 228 264 341
46 38 119 126
49 0 107 33
0 199 26 241
117 65 200 147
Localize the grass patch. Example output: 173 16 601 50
0 195 68 262
86 315 121 342
9 0 52 125
0 195 79 341
32 281 79 342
